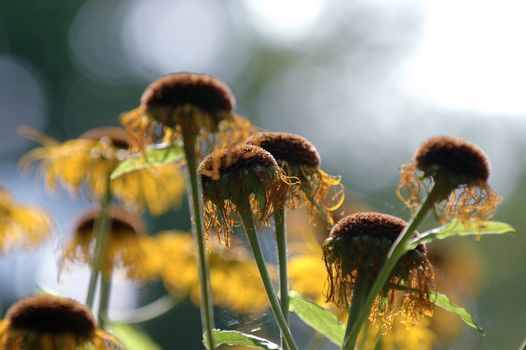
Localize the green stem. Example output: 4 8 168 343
181 130 216 350
520 335 526 350
85 178 112 309
343 269 373 349
344 184 445 350
98 271 113 329
275 207 289 350
237 195 299 350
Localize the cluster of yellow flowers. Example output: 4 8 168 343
0 72 503 350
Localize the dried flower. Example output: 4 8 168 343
20 126 184 216
62 206 160 281
245 132 344 224
120 72 252 153
198 144 297 245
398 135 501 224
0 187 52 253
323 212 434 330
0 295 123 349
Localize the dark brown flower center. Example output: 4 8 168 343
74 206 145 238
415 135 490 183
6 296 96 340
245 132 320 169
141 73 235 113
80 127 129 149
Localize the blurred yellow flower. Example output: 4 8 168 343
61 206 161 281
20 126 184 216
360 318 436 350
0 187 52 253
0 295 124 350
157 232 271 314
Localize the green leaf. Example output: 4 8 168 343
110 143 184 180
431 291 485 335
110 323 162 350
410 219 515 247
288 290 345 346
205 329 280 349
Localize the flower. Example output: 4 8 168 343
398 135 501 224
20 126 184 216
61 206 161 281
360 318 436 350
198 144 296 245
323 212 434 330
245 132 344 224
0 187 52 253
120 72 252 153
156 232 270 314
0 295 123 350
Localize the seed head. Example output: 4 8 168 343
74 206 145 238
6 295 96 341
141 73 235 114
414 135 490 186
245 132 320 168
80 127 129 149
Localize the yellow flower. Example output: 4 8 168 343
198 144 297 245
323 212 434 330
0 295 123 350
61 206 161 281
398 135 501 224
157 232 270 314
0 187 52 253
245 132 344 225
119 72 253 155
360 318 436 350
20 126 184 216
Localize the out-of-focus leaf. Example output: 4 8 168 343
431 291 485 335
110 144 184 180
410 219 515 247
204 330 280 349
288 290 344 346
110 323 162 350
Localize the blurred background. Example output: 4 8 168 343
0 0 525 349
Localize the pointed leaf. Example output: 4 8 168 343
288 290 345 346
410 219 515 247
110 144 184 180
110 323 162 350
431 291 485 335
204 330 280 350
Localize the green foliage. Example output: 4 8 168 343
288 291 345 346
110 144 184 180
204 330 280 349
110 323 163 350
431 291 485 335
410 219 515 247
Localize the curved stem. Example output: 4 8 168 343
237 196 298 350
344 185 444 349
98 271 113 329
343 269 373 349
274 207 289 350
86 178 112 309
182 131 216 350
110 294 183 324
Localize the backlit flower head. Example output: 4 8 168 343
62 206 160 281
323 212 434 329
157 232 270 314
20 126 184 216
0 187 52 253
245 132 344 224
398 135 501 224
120 72 252 153
0 295 123 350
198 144 298 245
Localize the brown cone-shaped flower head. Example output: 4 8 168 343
141 72 235 114
198 144 297 245
80 127 130 150
415 136 490 186
245 132 320 168
399 135 501 223
323 212 434 328
74 205 146 239
6 295 95 341
245 132 344 225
